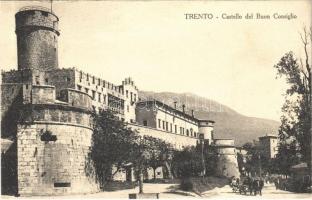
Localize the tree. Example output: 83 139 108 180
196 141 218 176
274 27 311 174
142 136 172 180
172 147 204 178
242 142 272 176
89 109 140 188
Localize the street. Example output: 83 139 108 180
2 183 311 199
83 182 312 199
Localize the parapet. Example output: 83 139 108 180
19 85 93 129
198 119 215 127
214 138 235 147
31 85 56 104
59 88 92 111
15 6 59 35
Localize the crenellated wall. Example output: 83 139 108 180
1 69 33 84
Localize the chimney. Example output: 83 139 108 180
191 109 194 117
182 104 185 113
174 101 177 109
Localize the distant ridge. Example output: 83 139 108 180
139 91 280 146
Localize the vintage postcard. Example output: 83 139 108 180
0 0 311 199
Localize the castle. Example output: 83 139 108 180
1 6 239 196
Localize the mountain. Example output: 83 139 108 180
139 91 280 146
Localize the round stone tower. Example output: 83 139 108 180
214 139 240 178
198 119 215 145
15 6 59 71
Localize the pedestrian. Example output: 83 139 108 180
249 178 253 195
274 178 278 190
259 178 264 196
253 179 260 196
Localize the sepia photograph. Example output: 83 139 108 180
0 0 311 199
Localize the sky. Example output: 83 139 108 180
0 0 311 121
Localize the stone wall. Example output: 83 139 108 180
59 88 92 109
14 85 98 195
45 68 76 98
1 69 33 84
214 139 240 178
129 124 199 150
17 123 98 195
31 85 55 104
1 84 24 138
15 9 59 70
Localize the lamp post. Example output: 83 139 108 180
258 153 262 177
201 139 206 178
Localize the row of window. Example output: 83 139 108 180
125 90 137 102
77 82 136 103
79 72 137 102
80 76 123 94
155 119 197 138
80 72 117 90
77 85 134 116
77 85 108 103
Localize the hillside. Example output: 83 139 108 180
139 91 280 146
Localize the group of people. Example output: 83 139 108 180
231 176 264 196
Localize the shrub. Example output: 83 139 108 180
180 178 194 191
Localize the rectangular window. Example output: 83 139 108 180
85 88 89 94
180 127 182 134
127 105 129 112
103 94 106 104
126 90 128 98
77 85 82 91
130 92 133 102
175 125 177 133
163 121 165 130
143 120 147 126
98 93 101 102
35 76 40 85
54 182 71 187
134 94 137 102
92 90 96 100
170 123 172 132
92 76 95 84
166 122 168 131
42 11 48 17
158 119 161 128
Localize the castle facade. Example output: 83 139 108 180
1 6 238 196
